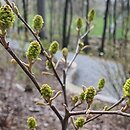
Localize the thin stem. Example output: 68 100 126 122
0 37 63 123
63 69 68 106
80 25 94 40
69 110 130 118
71 102 82 111
67 52 79 72
5 0 66 106
70 117 77 130
0 37 41 92
66 29 80 71
4 0 64 87
50 105 63 122
84 97 125 124
66 25 93 72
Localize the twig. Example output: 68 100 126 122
4 0 67 105
69 110 130 118
84 96 125 124
0 37 41 92
70 117 77 130
66 25 93 72
71 102 82 111
63 69 68 106
80 25 94 40
0 37 63 122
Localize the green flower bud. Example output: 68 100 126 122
33 15 44 32
26 41 41 60
76 18 83 29
75 117 85 128
27 116 37 129
123 78 130 97
71 96 78 104
40 84 53 100
46 60 55 70
0 5 15 33
84 86 96 104
79 92 85 101
78 42 84 49
49 41 59 55
62 48 68 59
98 78 105 92
88 9 95 22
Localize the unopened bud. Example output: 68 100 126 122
123 78 130 97
10 59 17 64
40 84 53 101
76 18 83 29
75 117 85 128
49 41 59 56
88 9 95 23
62 48 68 59
27 116 37 129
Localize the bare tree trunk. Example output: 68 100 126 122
113 0 117 52
22 0 28 41
99 0 110 55
62 0 69 48
37 0 46 39
124 0 130 46
121 0 125 36
84 0 89 45
49 0 54 42
108 1 112 43
123 0 130 67
66 0 73 46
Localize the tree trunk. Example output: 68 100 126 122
121 0 125 36
62 0 69 48
22 0 28 41
99 0 110 55
108 1 112 42
84 0 89 45
66 0 73 47
37 0 46 39
49 0 54 42
113 0 117 50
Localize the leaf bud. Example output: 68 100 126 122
79 92 85 101
46 60 55 70
84 86 96 104
76 18 83 29
123 78 130 97
78 42 84 49
97 78 105 92
0 5 15 33
40 84 53 101
71 96 78 104
26 41 41 61
33 15 44 32
10 59 17 64
62 47 68 60
75 117 85 128
88 9 95 23
27 116 37 129
49 41 59 55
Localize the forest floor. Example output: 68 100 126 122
0 52 130 130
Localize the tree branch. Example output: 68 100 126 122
84 97 125 124
0 37 63 122
69 110 130 118
4 0 66 105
